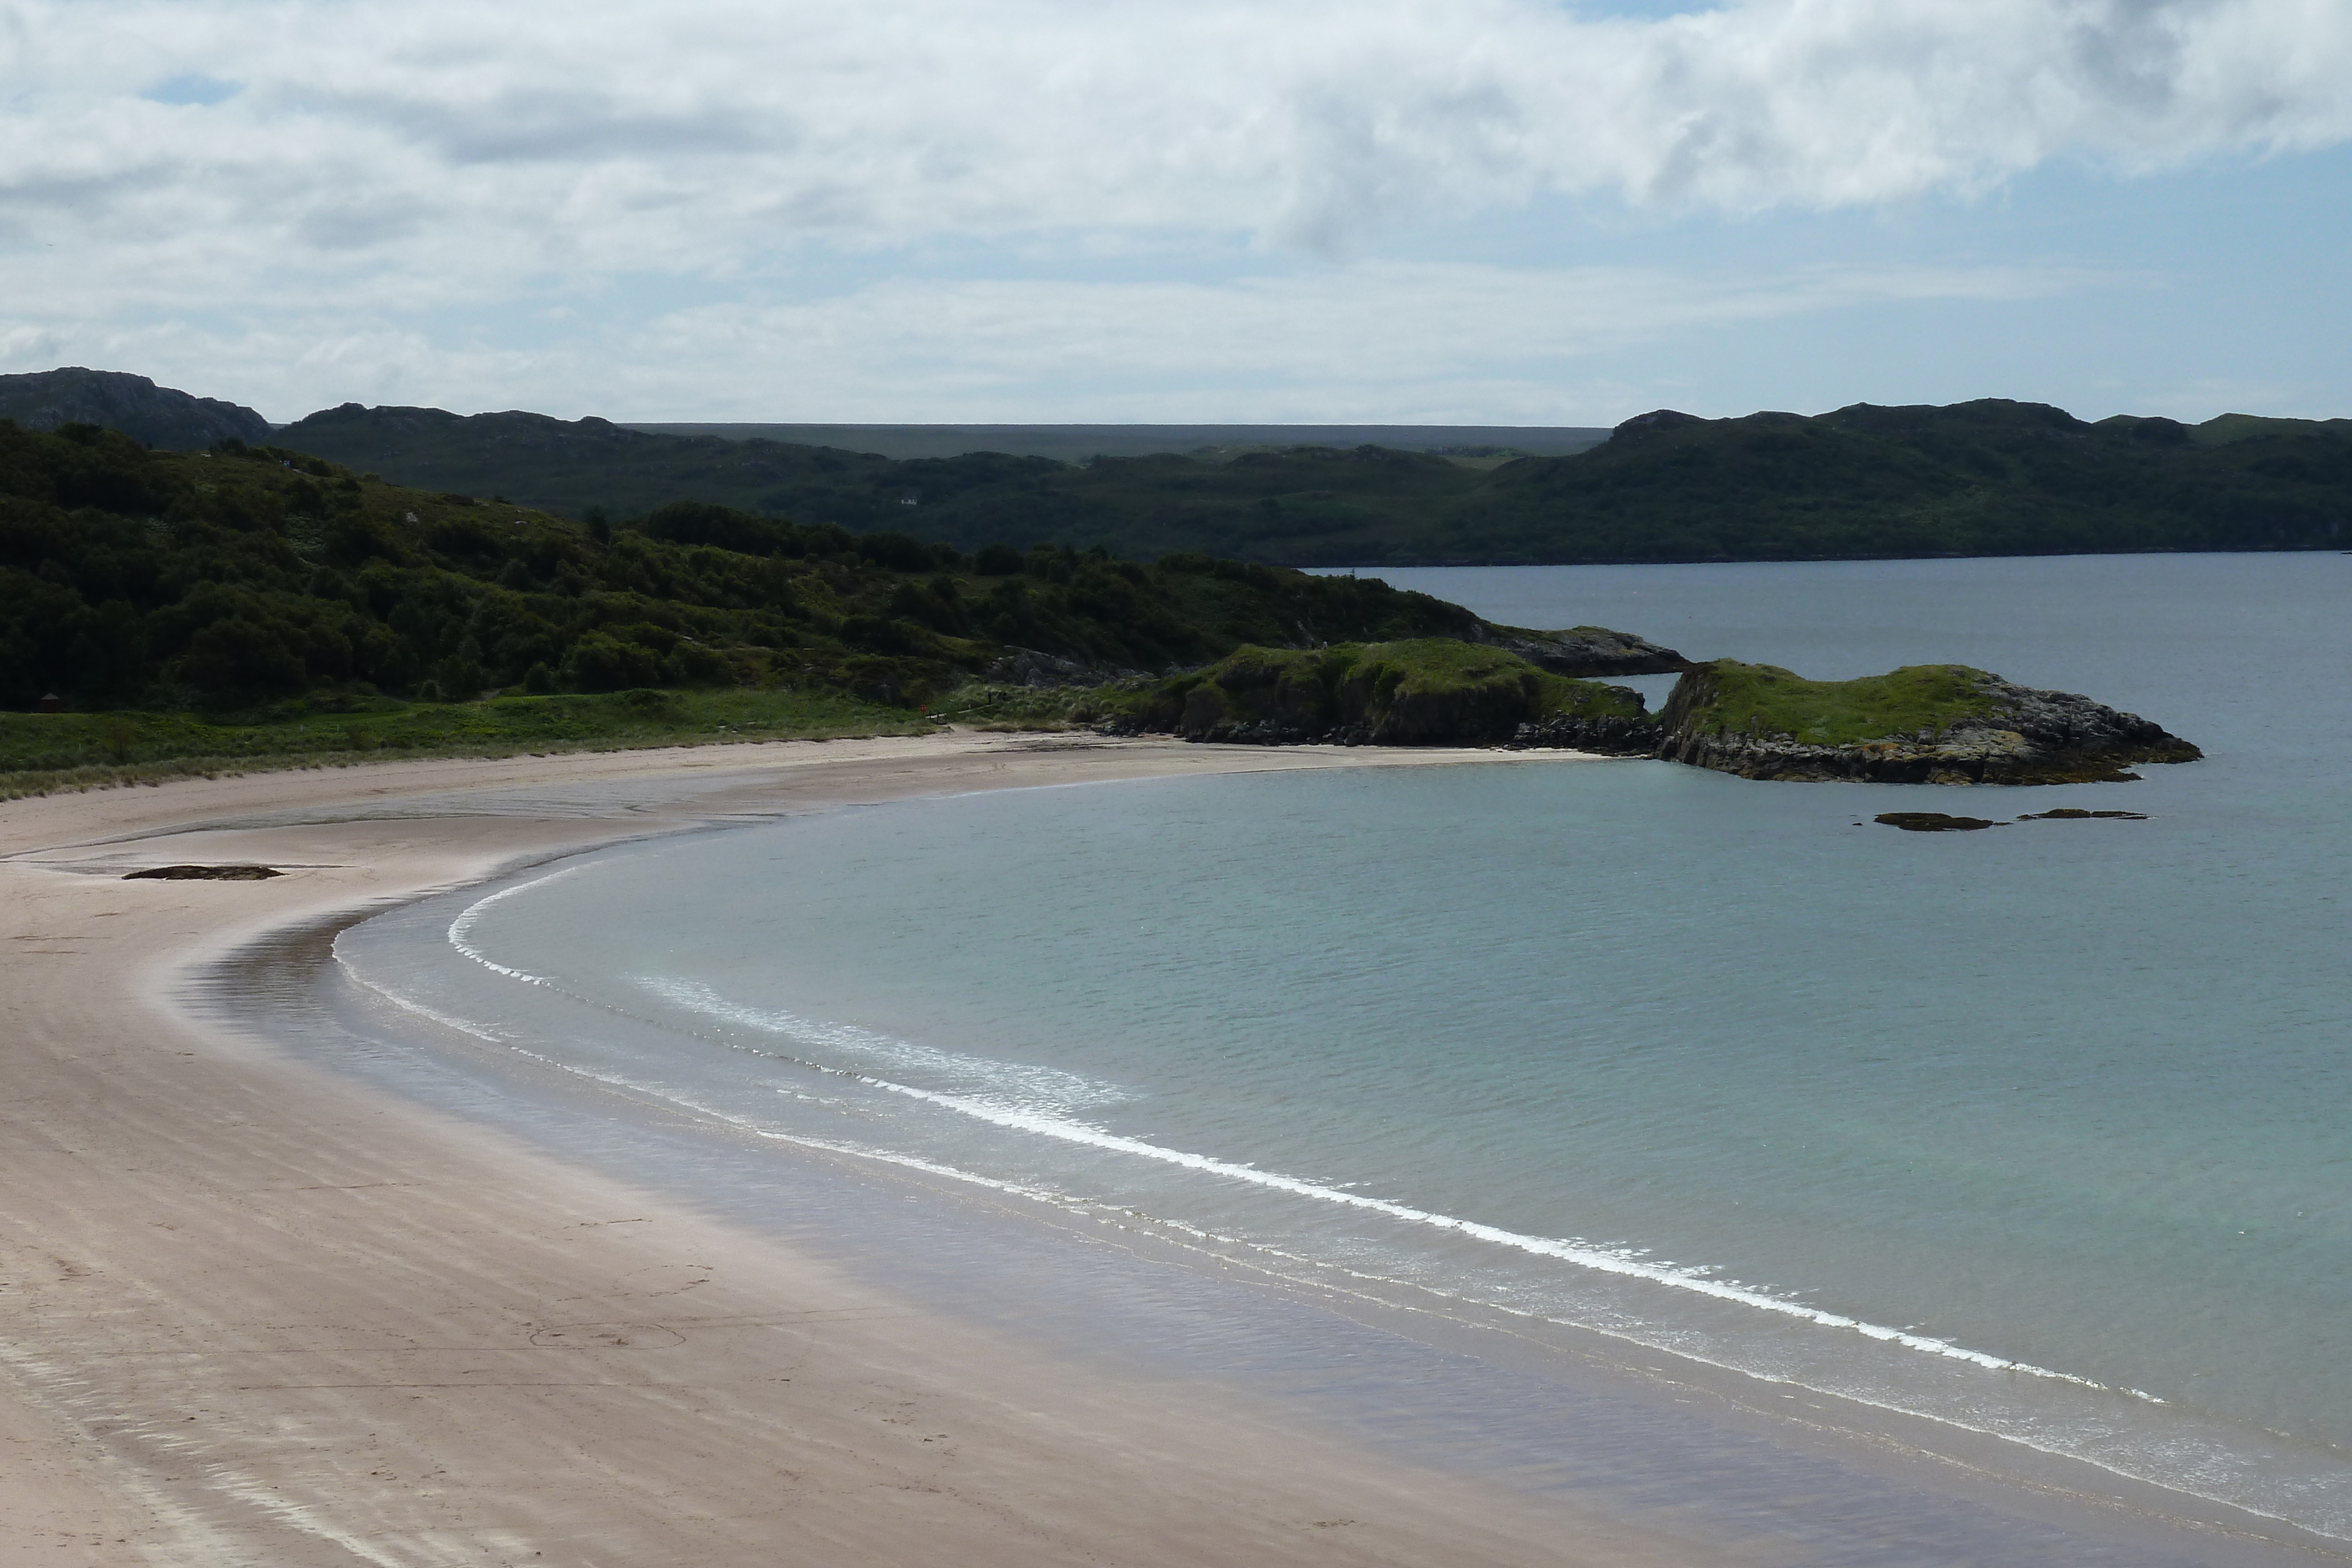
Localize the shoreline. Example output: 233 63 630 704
2 733 2343 1566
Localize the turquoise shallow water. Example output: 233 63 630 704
337 552 2352 1539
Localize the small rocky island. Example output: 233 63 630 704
1652 660 2201 784
1103 640 2200 785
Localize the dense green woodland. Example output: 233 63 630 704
277 398 2352 566
0 421 1474 715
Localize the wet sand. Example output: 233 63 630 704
2 732 2345 1567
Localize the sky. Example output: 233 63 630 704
3 0 2350 427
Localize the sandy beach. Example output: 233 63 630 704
5 731 2347 1568
2 733 1730 1567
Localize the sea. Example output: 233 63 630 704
314 551 2352 1547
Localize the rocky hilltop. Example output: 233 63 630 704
0 367 270 450
1653 661 2201 784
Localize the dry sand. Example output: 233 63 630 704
1 733 1726 1568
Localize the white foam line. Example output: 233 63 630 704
445 867 582 985
866 1078 2109 1388
643 975 1123 1114
436 887 2117 1392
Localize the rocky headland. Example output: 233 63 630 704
1653 661 2201 784
1103 639 1656 749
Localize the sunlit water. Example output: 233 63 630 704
336 552 2352 1538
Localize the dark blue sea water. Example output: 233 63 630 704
335 553 2352 1539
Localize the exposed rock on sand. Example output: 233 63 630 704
122 862 283 880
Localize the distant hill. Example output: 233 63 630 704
278 396 2352 564
277 402 975 529
1433 400 2352 562
2173 412 2352 446
622 422 1611 462
0 367 270 449
11 374 2342 566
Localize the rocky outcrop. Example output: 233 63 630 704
1471 623 1691 677
0 367 272 450
1506 711 1662 755
2018 808 2147 820
1877 807 2152 830
1107 640 1652 749
1656 662 2201 784
985 647 1154 688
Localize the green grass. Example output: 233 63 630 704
0 687 930 801
1346 638 1624 708
1666 661 2002 747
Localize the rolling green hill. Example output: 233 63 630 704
275 397 2352 566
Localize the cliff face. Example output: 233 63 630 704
0 368 272 450
1655 661 2201 784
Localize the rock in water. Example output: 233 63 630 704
1656 661 2200 785
0 367 272 450
2018 808 2149 821
1875 813 2006 831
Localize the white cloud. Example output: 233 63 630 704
0 0 2343 416
4 1 2348 292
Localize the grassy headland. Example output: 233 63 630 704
1655 659 2201 784
1655 662 2003 747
